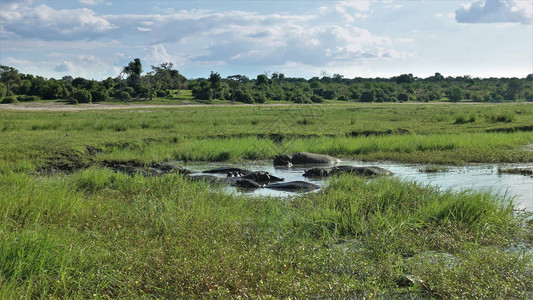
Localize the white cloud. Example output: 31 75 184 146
337 0 373 12
79 0 110 5
144 44 173 65
54 61 74 72
0 1 414 78
136 27 152 32
1 4 117 40
455 0 532 24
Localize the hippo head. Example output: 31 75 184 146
273 154 293 167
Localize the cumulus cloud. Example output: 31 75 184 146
1 0 413 77
455 0 533 24
144 44 173 65
54 61 74 72
1 4 116 40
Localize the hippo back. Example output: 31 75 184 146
291 152 339 165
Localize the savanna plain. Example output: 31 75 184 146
1 102 532 298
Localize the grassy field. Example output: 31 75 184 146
1 102 532 298
1 102 532 171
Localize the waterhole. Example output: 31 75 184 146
176 160 533 212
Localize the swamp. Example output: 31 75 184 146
1 102 532 298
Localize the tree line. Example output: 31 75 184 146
1 59 532 104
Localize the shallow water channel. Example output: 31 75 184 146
177 160 533 212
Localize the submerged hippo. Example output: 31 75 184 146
232 178 264 189
264 181 320 192
303 165 393 178
240 171 284 184
273 152 340 167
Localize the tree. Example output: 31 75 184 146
123 58 143 96
101 77 116 90
333 73 344 83
505 78 523 100
208 71 222 99
394 73 415 84
0 65 22 96
73 89 92 103
271 72 285 83
398 93 409 102
42 80 69 99
360 90 375 102
124 58 142 77
255 74 270 86
91 84 109 102
448 87 464 102
145 62 174 100
192 80 212 100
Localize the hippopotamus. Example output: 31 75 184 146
273 152 339 167
264 181 320 192
303 165 393 178
239 171 284 184
232 178 264 189
203 167 252 175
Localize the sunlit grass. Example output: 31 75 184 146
0 170 531 298
0 102 532 298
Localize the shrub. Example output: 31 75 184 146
91 88 109 102
1 96 18 104
73 89 92 103
234 89 253 103
119 92 132 102
253 91 267 103
360 91 375 102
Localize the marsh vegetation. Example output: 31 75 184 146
0 102 532 298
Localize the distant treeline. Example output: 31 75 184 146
1 59 532 104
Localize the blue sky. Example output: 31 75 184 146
1 0 532 80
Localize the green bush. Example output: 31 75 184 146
1 96 18 104
119 92 132 101
398 93 409 102
73 89 92 103
91 88 108 102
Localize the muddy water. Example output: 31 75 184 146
178 160 533 212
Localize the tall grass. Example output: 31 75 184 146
0 170 530 298
294 176 516 241
87 132 533 166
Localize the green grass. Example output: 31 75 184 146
0 171 531 298
0 102 532 298
1 102 532 170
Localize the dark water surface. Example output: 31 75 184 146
177 160 533 212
